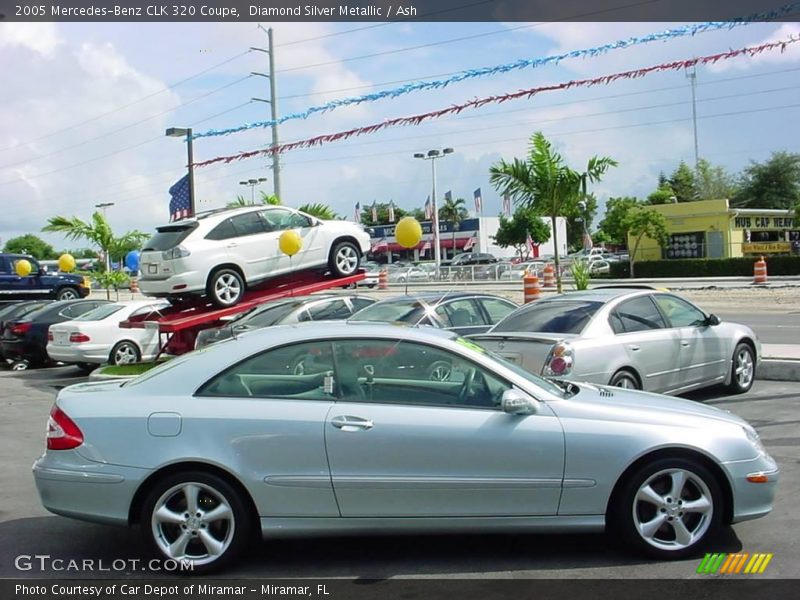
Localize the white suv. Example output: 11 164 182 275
139 206 371 307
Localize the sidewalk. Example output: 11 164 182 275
760 344 800 382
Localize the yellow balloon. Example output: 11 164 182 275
395 217 423 249
279 230 303 257
15 259 32 277
58 253 76 273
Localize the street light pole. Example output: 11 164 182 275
239 178 268 204
414 148 454 280
165 127 196 215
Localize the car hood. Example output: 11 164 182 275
552 381 749 430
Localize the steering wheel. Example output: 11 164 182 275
458 368 477 404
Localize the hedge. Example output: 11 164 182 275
607 256 800 278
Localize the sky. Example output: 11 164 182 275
0 18 799 250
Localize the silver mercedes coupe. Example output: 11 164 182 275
34 323 777 572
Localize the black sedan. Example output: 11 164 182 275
348 292 518 336
0 300 52 362
1 299 108 369
195 294 377 349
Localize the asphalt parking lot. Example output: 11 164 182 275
0 365 797 580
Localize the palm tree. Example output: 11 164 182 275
226 191 281 208
490 132 617 293
298 203 338 220
438 196 468 259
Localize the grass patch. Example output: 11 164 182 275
99 358 170 377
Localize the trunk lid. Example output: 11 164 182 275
468 332 577 375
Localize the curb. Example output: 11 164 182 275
88 370 135 382
757 359 800 382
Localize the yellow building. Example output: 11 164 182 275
630 199 797 262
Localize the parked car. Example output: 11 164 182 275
0 300 52 362
388 266 430 284
46 300 169 371
0 299 109 369
195 294 377 349
349 292 517 336
34 322 778 572
469 289 759 395
450 252 498 266
355 261 381 288
500 261 545 280
139 206 371 308
0 253 91 301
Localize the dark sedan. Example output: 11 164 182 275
195 294 377 349
0 300 52 362
348 292 518 336
1 299 108 368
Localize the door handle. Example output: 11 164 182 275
628 345 640 351
226 243 238 248
331 415 373 431
681 341 691 347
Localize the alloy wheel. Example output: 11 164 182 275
735 347 754 388
113 343 138 365
335 245 359 275
214 273 242 305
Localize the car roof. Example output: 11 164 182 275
535 288 653 303
369 292 507 304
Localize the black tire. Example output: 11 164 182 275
76 362 97 374
725 342 755 395
109 340 141 366
329 240 361 278
140 470 252 574
56 286 80 301
609 457 723 560
609 369 641 390
207 268 245 308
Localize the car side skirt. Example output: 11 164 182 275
259 515 605 538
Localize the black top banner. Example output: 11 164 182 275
1 0 799 22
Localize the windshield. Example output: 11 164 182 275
73 304 124 321
350 300 427 325
142 224 197 251
493 300 602 334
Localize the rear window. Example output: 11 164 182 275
142 224 197 251
243 303 302 328
350 300 427 325
492 300 602 334
73 304 124 321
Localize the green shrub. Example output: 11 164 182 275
571 261 591 290
609 256 800 278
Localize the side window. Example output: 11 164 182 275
0 257 9 273
653 295 707 328
60 303 96 318
306 299 351 321
609 310 625 335
229 213 267 237
332 339 510 409
260 207 309 231
349 297 374 313
199 341 336 400
436 299 485 328
480 298 516 324
615 296 666 333
206 219 237 241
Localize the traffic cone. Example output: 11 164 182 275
523 272 541 303
542 263 555 288
378 269 388 290
753 256 767 284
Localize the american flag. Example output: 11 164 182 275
421 240 431 255
169 175 192 222
353 202 361 222
371 202 378 223
372 237 389 252
424 196 432 219
502 194 512 217
388 202 395 223
444 190 452 204
526 231 535 257
463 236 476 251
473 188 483 213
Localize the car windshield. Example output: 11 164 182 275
493 300 603 334
142 224 197 251
350 300 428 325
73 304 125 321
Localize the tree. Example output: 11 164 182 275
490 132 617 292
3 234 56 259
42 212 149 299
298 203 338 220
597 197 639 245
622 206 669 278
733 151 800 209
359 202 408 225
438 196 468 258
647 186 675 205
694 158 738 200
668 161 698 202
226 191 281 208
494 208 552 261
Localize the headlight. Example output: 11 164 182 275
743 426 767 457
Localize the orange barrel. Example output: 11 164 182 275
542 263 555 288
378 269 388 290
523 272 541 303
129 277 139 293
753 256 767 284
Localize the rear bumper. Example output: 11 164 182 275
47 343 111 364
139 270 206 296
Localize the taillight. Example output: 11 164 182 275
543 342 574 377
48 331 54 342
69 332 91 343
10 322 31 336
46 406 84 450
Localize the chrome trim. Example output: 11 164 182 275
329 477 563 489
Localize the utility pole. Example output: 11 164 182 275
250 26 281 201
687 64 699 168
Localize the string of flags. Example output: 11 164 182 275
190 2 799 140
193 36 800 169
473 188 483 214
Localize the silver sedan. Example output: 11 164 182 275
34 323 777 572
471 288 760 395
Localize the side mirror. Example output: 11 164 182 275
501 388 539 415
38 267 47 275
706 314 721 326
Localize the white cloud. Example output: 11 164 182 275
707 23 800 73
0 22 62 56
